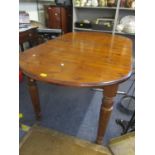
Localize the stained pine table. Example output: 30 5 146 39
19 32 132 144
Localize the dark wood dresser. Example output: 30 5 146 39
45 5 72 34
19 27 39 51
19 27 44 52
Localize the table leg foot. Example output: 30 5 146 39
96 84 118 144
96 138 103 145
27 77 41 120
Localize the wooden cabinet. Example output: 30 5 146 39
19 27 38 45
45 5 72 34
19 27 44 52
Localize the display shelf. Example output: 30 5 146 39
119 7 135 11
73 3 117 33
73 0 135 36
115 31 135 36
74 6 117 9
74 27 112 33
37 0 55 1
95 18 115 21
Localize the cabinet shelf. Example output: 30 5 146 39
96 18 115 21
119 7 135 11
73 1 135 36
38 0 55 1
74 6 135 11
75 6 117 9
115 31 135 36
74 27 112 33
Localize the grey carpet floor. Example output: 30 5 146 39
19 75 134 145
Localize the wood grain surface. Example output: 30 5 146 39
19 32 132 87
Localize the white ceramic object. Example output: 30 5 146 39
123 23 135 33
80 0 87 6
119 15 135 34
86 0 92 6
83 19 90 23
131 1 135 9
116 24 124 32
92 0 98 7
120 16 135 25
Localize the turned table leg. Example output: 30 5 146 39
96 84 118 144
27 77 41 120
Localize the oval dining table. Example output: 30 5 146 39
19 32 133 144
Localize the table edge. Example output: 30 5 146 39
21 69 132 88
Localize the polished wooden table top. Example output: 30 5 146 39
19 32 132 87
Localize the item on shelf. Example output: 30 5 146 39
74 0 81 6
123 23 135 33
116 15 135 34
19 11 30 28
98 0 107 7
83 19 91 23
131 1 135 9
92 18 113 31
120 15 135 25
80 0 87 6
107 0 116 7
19 11 30 24
86 0 92 6
92 0 98 7
120 0 126 7
126 0 134 8
116 24 124 32
75 20 92 28
95 17 114 24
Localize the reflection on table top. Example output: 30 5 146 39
19 32 132 87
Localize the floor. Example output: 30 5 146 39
19 75 134 145
20 125 111 155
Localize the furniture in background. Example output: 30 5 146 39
44 5 72 34
37 27 62 40
19 11 43 51
19 32 133 144
19 27 44 52
19 26 62 51
72 0 135 36
19 26 44 82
